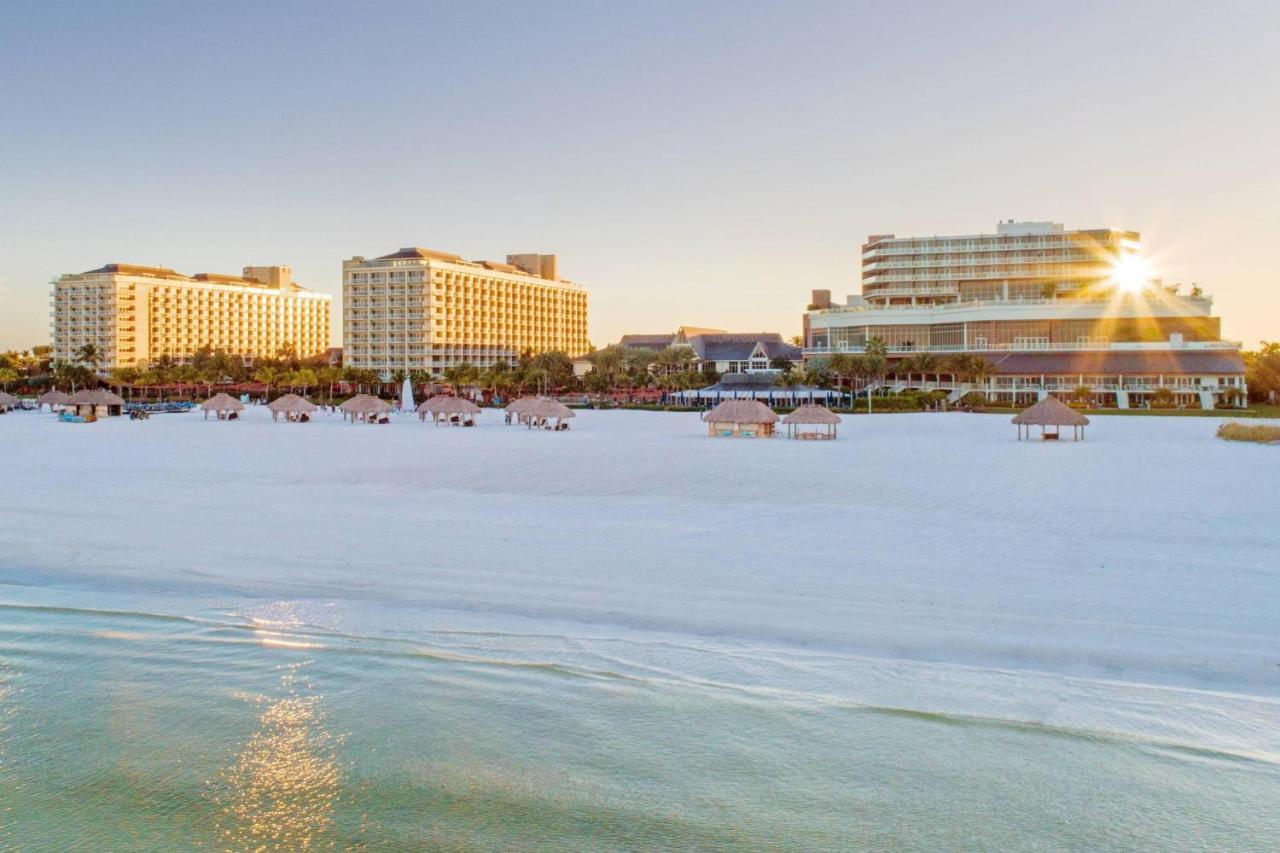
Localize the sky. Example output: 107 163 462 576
2 0 1278 351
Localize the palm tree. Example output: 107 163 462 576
316 365 343 406
76 343 102 374
969 356 996 401
913 352 940 387
108 366 138 398
254 365 283 402
0 366 17 392
827 353 856 401
942 354 970 387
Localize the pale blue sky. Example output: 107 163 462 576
2 1 1278 350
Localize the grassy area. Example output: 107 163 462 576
1217 422 1280 443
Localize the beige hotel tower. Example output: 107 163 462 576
342 247 589 377
51 263 331 371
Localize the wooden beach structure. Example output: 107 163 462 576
527 398 575 430
201 392 245 420
1012 395 1089 441
0 391 19 413
504 396 541 425
781 404 841 440
267 394 318 422
340 394 393 424
702 400 778 438
418 396 481 426
37 390 70 413
66 389 125 419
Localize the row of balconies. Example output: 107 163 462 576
863 237 1118 256
865 252 1105 268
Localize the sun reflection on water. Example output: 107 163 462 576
212 662 342 850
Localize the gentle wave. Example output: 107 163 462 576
5 598 1278 768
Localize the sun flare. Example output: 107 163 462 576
1110 254 1153 293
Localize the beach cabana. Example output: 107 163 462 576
1012 395 1089 441
504 396 542 425
702 400 778 438
66 389 125 420
268 393 318 422
201 392 245 421
781 404 842 440
37 390 70 413
340 394 393 424
0 391 19 413
527 398 575 431
418 396 481 426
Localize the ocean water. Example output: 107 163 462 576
1 408 1278 849
3 593 1277 851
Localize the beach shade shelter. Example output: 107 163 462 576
702 400 778 438
527 398 575 430
504 396 541 425
268 393 318 422
340 394 393 423
781 404 842 440
201 392 245 420
36 389 70 413
1012 395 1090 441
67 389 125 419
0 391 19 413
418 395 481 425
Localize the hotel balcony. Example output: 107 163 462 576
803 339 1241 358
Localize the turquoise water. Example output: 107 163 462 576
2 595 1277 851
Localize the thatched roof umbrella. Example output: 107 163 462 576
526 398 575 430
418 396 482 424
201 392 245 420
0 391 19 412
781 404 842 440
1012 395 1090 441
67 388 126 418
267 393 318 422
37 389 70 413
504 396 542 425
340 394 392 423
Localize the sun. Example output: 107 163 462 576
1110 254 1153 293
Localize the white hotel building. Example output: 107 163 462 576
804 221 1245 408
51 263 331 371
342 247 589 377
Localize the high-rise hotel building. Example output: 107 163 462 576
804 221 1245 407
342 247 589 377
51 263 331 371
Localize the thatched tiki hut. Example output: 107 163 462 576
37 389 70 413
419 396 481 425
1012 395 1090 441
201 392 245 421
0 391 19 413
67 389 125 419
268 393 318 422
340 394 393 423
781 404 842 440
504 396 541 425
527 398 575 431
702 400 778 438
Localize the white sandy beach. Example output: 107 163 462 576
2 405 1277 763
